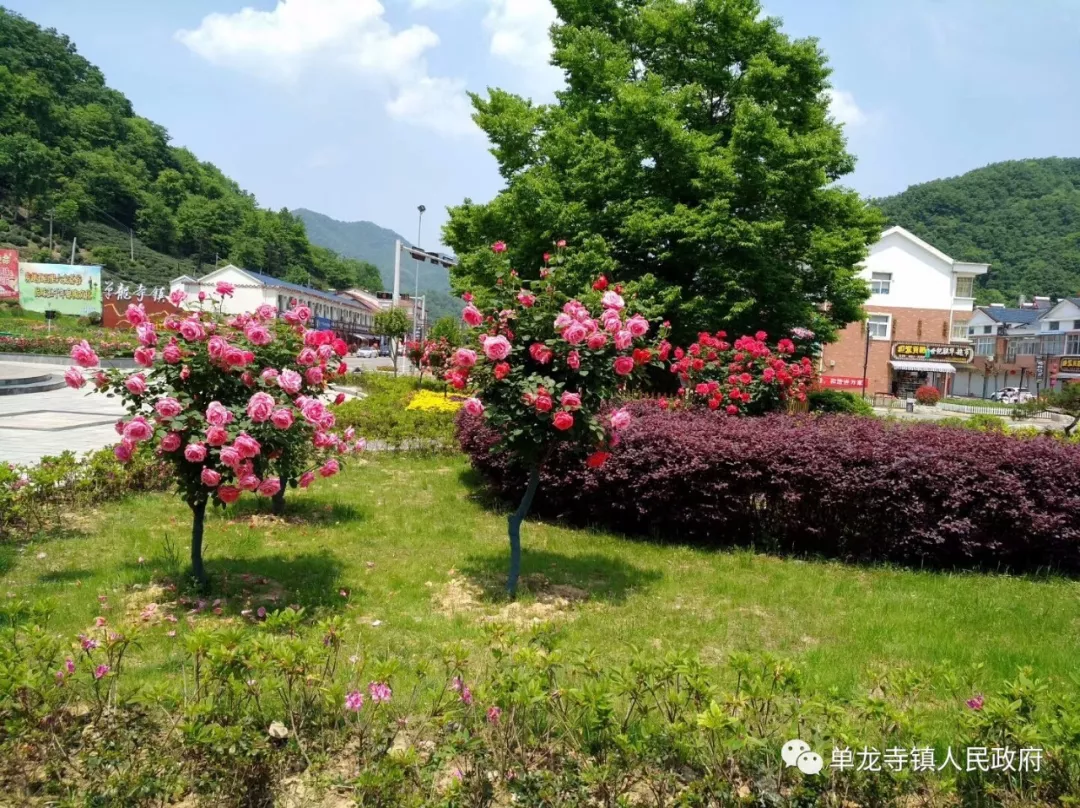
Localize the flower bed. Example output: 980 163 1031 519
0 333 136 358
458 404 1080 574
333 375 458 451
406 389 463 413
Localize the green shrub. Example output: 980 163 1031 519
1 603 1078 806
0 445 171 541
967 413 1007 433
808 389 874 416
333 374 457 453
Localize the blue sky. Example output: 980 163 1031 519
7 0 1080 253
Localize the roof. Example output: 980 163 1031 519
981 307 1042 325
878 226 989 274
890 360 957 373
216 268 369 311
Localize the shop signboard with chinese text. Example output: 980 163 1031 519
101 280 179 328
0 249 18 301
820 376 867 389
17 263 102 316
890 342 974 364
1059 356 1080 378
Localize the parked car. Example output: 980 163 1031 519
988 387 1020 402
379 345 391 357
354 346 379 359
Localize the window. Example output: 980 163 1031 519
983 326 993 335
968 326 976 336
973 336 995 357
1074 320 1080 330
1041 334 1065 355
866 314 890 339
869 272 891 295
1067 334 1080 355
1048 321 1060 331
1007 339 1037 362
955 276 974 298
951 323 970 341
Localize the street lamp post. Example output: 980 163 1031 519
414 205 425 340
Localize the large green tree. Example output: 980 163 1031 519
445 0 882 343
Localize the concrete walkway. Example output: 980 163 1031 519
0 361 127 465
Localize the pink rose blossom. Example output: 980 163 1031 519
299 471 315 489
261 368 280 384
205 401 233 427
626 315 649 337
296 347 317 366
613 356 635 376
216 281 235 297
563 322 588 345
64 367 85 389
124 373 147 395
319 459 340 478
305 366 324 386
156 397 183 418
278 369 302 394
178 319 205 342
483 335 511 361
217 485 240 504
184 443 207 463
70 340 99 368
246 325 272 346
123 417 153 443
586 333 608 350
168 289 186 306
160 432 182 452
133 347 155 367
246 392 275 423
136 321 157 346
114 440 134 463
180 365 191 381
270 408 294 429
491 241 507 253
517 290 536 307
463 397 484 417
561 392 581 410
201 467 221 487
454 348 477 367
257 478 282 497
462 304 483 327
163 343 182 364
207 336 228 359
206 426 228 446
552 411 574 431
601 291 625 310
238 474 261 492
567 351 581 370
125 303 147 326
610 408 631 431
234 433 261 459
219 446 241 468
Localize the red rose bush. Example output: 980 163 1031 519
668 331 814 414
67 290 364 587
445 241 669 596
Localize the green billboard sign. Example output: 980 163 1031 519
17 263 102 316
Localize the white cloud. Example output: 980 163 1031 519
824 88 868 127
176 0 476 135
483 0 561 90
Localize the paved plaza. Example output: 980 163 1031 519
0 362 127 465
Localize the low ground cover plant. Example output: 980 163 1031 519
459 404 1080 573
333 373 459 451
2 601 1077 807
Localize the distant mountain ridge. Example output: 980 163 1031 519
294 209 452 295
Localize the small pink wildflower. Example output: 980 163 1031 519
345 690 364 712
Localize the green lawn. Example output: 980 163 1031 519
3 453 1079 704
944 396 1015 409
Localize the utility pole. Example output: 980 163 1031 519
414 205 425 340
70 237 77 265
861 322 872 400
129 228 134 261
48 209 53 253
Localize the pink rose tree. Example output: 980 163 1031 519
446 241 669 597
668 330 815 414
69 295 363 588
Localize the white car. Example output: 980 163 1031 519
354 347 379 359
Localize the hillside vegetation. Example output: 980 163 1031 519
0 8 380 293
875 157 1080 302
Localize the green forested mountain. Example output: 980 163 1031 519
0 7 380 292
295 208 462 322
875 158 1080 302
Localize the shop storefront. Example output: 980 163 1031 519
889 343 974 398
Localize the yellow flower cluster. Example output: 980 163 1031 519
406 389 463 413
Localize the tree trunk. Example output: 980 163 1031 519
271 474 287 516
506 466 541 599
190 499 208 590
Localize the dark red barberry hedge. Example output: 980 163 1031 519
457 404 1080 573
